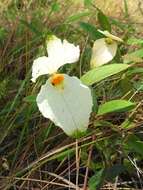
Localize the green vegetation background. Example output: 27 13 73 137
0 0 143 189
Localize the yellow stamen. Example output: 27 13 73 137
51 74 64 86
105 37 114 45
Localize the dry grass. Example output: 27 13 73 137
1 0 143 189
1 0 143 21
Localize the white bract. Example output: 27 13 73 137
31 35 93 137
37 74 92 137
31 35 80 83
90 30 123 68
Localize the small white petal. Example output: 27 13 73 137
31 36 80 82
90 38 117 67
98 30 123 42
47 36 63 61
47 36 80 71
31 56 58 82
36 74 92 137
62 39 80 63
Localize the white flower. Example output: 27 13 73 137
37 74 92 137
31 36 93 137
31 35 80 82
90 30 123 68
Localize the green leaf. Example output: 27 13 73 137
84 0 93 6
51 2 60 12
127 67 143 75
20 19 41 36
97 10 111 32
79 22 104 40
105 164 125 181
23 95 36 103
89 169 105 190
91 89 98 113
129 49 143 58
110 18 127 30
123 0 129 18
81 64 130 86
0 27 7 42
127 38 143 45
121 119 135 129
123 49 143 63
120 77 133 94
57 149 74 161
65 11 91 23
133 81 143 91
97 100 135 115
126 135 143 157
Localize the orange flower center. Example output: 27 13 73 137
51 74 64 86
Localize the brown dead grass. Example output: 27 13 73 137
1 0 143 27
66 0 143 25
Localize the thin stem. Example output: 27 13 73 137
83 135 95 190
76 139 79 190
